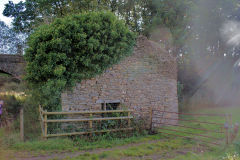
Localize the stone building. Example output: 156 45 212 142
61 36 178 129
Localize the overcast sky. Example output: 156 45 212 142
0 0 23 26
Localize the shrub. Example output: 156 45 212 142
1 81 24 92
22 95 41 140
0 95 22 119
0 94 41 140
25 11 136 111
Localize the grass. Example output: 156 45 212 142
1 130 171 151
169 145 240 160
65 138 190 160
1 107 240 160
12 138 77 151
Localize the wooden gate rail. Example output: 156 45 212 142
39 106 133 138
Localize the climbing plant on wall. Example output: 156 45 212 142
25 12 136 111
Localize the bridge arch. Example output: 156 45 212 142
0 54 25 79
0 70 14 76
0 70 21 85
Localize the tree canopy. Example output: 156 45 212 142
3 0 190 39
0 21 25 54
24 12 135 111
3 0 193 57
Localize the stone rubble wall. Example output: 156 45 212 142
0 54 25 77
62 36 178 129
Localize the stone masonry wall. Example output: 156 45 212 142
61 36 178 129
0 54 25 78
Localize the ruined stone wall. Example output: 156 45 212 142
61 36 178 129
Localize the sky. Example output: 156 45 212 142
0 0 23 26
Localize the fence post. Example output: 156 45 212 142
128 111 131 128
20 107 24 141
44 112 48 139
149 108 153 131
89 113 93 130
230 123 239 144
225 114 229 146
39 105 44 138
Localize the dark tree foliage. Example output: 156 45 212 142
0 21 24 54
3 0 190 38
177 0 238 99
25 12 136 111
189 0 237 58
3 1 38 33
3 0 113 33
149 0 193 50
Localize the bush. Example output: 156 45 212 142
0 95 22 119
22 95 41 140
1 82 24 92
25 11 136 111
0 94 41 140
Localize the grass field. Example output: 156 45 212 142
0 107 240 160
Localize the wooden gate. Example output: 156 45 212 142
151 109 239 146
39 106 133 138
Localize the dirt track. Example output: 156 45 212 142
2 139 208 160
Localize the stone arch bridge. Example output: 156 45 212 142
0 54 25 79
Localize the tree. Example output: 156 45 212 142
188 0 237 58
0 21 24 54
3 0 192 37
25 12 136 111
177 0 240 103
3 0 114 33
3 1 38 33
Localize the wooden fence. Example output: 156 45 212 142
39 106 133 138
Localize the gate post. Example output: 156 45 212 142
44 113 48 140
128 111 131 128
224 114 229 146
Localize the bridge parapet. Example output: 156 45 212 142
0 54 25 78
0 54 24 63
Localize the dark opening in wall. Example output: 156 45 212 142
97 100 121 118
101 103 120 110
96 99 121 111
